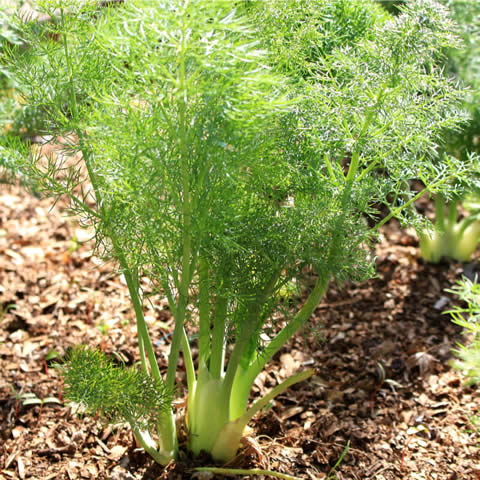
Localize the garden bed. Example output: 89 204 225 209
0 185 479 480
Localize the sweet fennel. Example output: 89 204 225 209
448 277 480 385
418 0 480 264
4 0 476 465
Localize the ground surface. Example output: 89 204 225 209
0 182 479 480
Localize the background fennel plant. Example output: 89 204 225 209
3 0 477 465
448 277 480 384
446 277 480 448
417 0 480 263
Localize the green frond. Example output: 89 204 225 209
61 347 172 433
243 0 390 80
448 278 480 385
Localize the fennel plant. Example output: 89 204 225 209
3 0 476 465
418 0 480 263
441 0 480 160
448 277 480 385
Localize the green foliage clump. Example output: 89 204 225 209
441 0 480 159
0 2 52 185
449 278 480 384
3 0 476 466
63 347 172 433
0 5 24 85
249 0 390 79
414 0 480 263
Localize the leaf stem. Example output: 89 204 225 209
435 193 446 230
194 467 303 480
372 176 453 234
181 327 195 393
222 272 281 403
447 197 458 226
39 170 99 219
165 2 194 390
246 274 329 382
130 422 173 466
119 258 163 384
210 277 230 379
239 369 314 426
198 256 211 365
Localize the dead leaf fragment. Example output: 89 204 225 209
16 457 25 480
108 445 127 461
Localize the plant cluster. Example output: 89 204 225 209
448 277 480 384
442 0 480 159
418 0 480 263
0 1 51 186
3 0 476 466
63 347 172 456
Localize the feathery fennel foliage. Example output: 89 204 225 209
442 0 480 159
448 278 480 385
62 347 172 433
3 0 475 465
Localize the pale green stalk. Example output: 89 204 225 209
210 281 229 379
160 279 195 390
210 369 314 463
230 273 329 419
181 328 195 394
165 1 194 391
456 215 478 237
198 256 211 365
435 193 446 230
118 260 162 382
194 467 302 480
324 153 340 182
447 198 458 226
373 177 453 233
130 421 173 466
222 272 281 404
240 369 313 425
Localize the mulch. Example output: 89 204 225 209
1 182 479 480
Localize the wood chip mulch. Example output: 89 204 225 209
1 184 479 480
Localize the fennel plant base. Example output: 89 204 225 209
187 362 315 463
419 194 480 263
